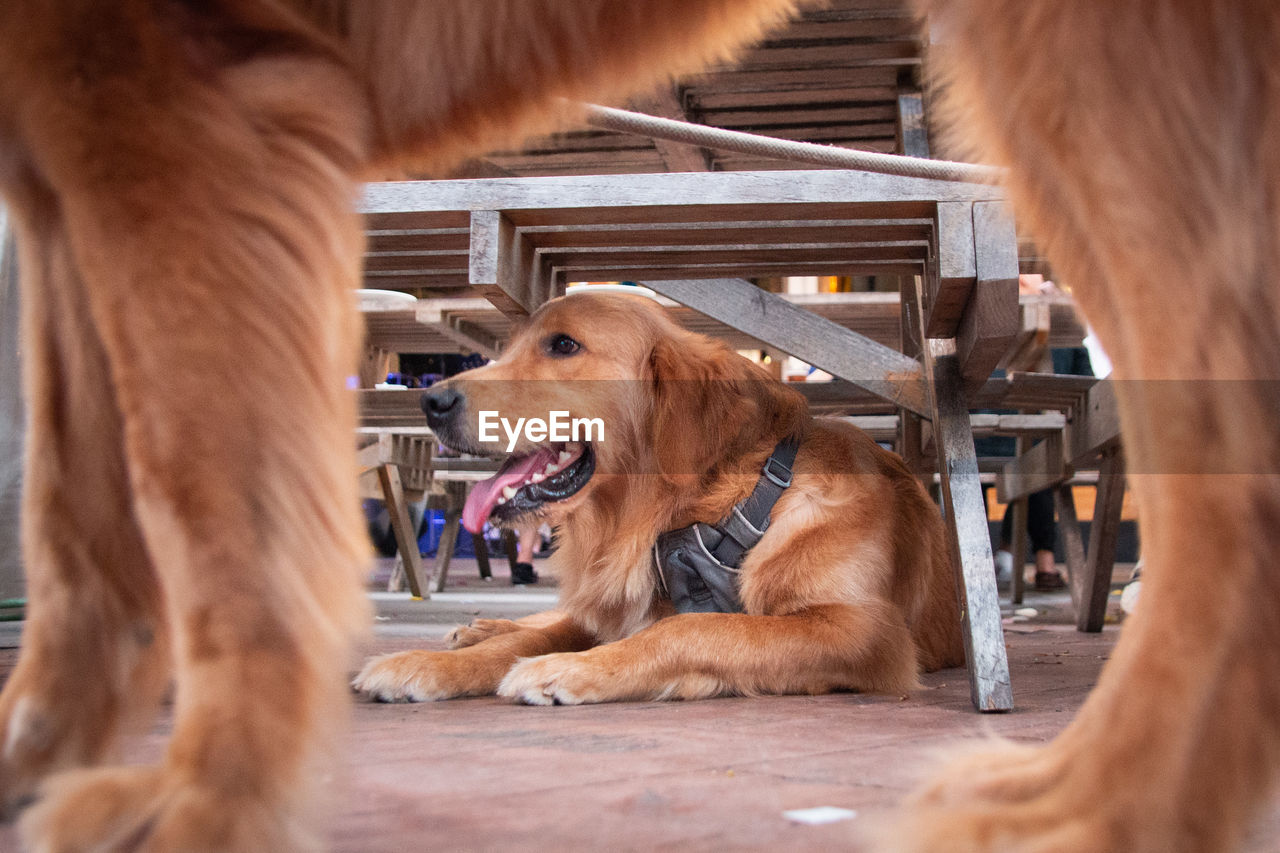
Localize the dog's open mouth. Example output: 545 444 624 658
462 442 595 533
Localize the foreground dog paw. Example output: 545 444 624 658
445 618 522 650
352 650 483 702
869 740 1131 853
496 652 615 705
21 765 312 853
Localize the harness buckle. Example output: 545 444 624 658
762 455 793 488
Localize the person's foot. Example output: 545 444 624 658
511 561 539 585
1032 549 1065 591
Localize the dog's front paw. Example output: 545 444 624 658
496 652 614 705
867 740 1129 853
22 765 311 853
445 618 521 650
352 650 482 702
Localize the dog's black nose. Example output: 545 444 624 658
421 385 463 429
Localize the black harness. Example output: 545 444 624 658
653 436 800 614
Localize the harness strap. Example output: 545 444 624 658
703 435 800 567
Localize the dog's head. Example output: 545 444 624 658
423 290 808 533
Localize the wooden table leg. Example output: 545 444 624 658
1076 448 1126 632
432 508 461 594
0 223 22 601
927 338 1014 712
1055 483 1087 615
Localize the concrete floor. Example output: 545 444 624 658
1 560 1278 850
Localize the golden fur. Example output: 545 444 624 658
352 292 964 704
0 2 806 850
874 3 1280 852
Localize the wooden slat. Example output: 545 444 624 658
898 269 926 475
525 220 932 248
688 65 902 94
557 261 922 282
996 432 1066 504
366 228 470 253
364 250 467 273
709 104 896 127
642 278 932 417
733 41 920 71
469 211 535 316
487 148 662 170
895 90 930 158
1067 379 1122 465
362 270 470 289
770 16 918 42
361 171 1001 223
494 130 663 156
999 300 1051 372
632 85 712 172
415 302 502 359
540 242 928 268
958 201 1020 394
926 201 976 337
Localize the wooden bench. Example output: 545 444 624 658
358 426 527 596
357 429 434 598
993 375 1124 630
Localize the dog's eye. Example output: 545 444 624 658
546 334 581 357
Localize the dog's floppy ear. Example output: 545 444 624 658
648 331 806 483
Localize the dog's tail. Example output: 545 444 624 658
312 0 810 175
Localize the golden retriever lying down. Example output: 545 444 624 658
353 291 965 705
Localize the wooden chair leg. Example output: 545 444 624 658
472 531 493 580
927 339 1014 712
385 498 424 593
1076 448 1126 632
1009 497 1028 605
1007 437 1029 604
386 554 405 593
1055 484 1087 615
432 508 461 594
376 464 427 599
502 529 520 573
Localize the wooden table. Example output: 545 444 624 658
359 169 1021 711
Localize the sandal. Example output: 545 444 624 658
1034 570 1067 591
511 561 540 585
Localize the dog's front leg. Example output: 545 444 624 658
0 204 173 816
497 602 919 705
4 21 377 850
353 616 596 702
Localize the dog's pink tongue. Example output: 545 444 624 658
462 447 558 534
